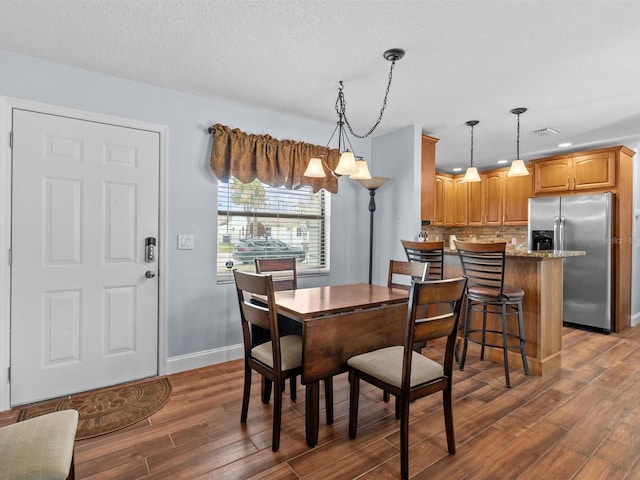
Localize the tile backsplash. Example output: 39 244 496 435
421 226 529 252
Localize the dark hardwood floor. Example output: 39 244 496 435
3 325 640 479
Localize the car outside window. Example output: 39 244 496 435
217 178 330 282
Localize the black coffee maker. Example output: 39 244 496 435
531 230 554 250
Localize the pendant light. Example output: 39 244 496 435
461 120 481 183
507 107 530 177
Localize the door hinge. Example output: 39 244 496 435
9 131 13 149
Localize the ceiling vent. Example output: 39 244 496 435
533 127 560 136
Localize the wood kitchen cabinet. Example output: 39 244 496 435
503 166 533 225
467 171 503 225
433 174 453 226
452 177 468 225
534 149 615 194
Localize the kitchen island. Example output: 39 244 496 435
444 249 585 375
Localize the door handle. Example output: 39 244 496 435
145 237 156 263
145 270 156 279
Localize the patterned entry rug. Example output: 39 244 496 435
17 377 172 440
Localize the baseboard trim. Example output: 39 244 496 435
632 312 640 328
167 344 243 375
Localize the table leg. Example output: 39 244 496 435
324 377 333 425
305 381 319 447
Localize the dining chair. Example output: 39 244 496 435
233 269 303 451
401 239 445 280
454 240 530 387
387 259 429 290
347 277 467 480
255 257 297 291
384 259 431 402
255 257 300 401
0 409 79 480
253 258 334 418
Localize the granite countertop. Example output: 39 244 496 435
444 248 586 258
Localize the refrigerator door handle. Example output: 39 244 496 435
553 216 560 251
559 216 565 251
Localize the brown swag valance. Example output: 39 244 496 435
209 123 341 194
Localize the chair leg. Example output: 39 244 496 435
395 395 400 419
517 301 530 375
501 303 511 388
459 297 471 370
290 376 297 402
261 377 272 404
272 379 282 451
324 376 334 425
443 388 456 454
241 365 252 423
348 370 360 439
383 391 390 402
399 395 411 480
480 305 488 360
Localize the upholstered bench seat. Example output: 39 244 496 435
0 409 78 480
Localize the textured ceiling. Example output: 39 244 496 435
1 0 639 172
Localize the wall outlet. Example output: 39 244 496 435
178 234 194 250
512 237 517 245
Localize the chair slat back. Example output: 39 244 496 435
233 270 279 344
387 260 429 290
401 240 445 280
453 241 506 294
255 257 297 291
408 278 467 345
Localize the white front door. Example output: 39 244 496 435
10 109 160 405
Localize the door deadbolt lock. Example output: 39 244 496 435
145 270 156 279
145 237 156 263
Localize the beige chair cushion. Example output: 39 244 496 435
0 409 78 480
251 334 302 371
347 346 444 388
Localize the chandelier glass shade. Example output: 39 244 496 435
302 156 327 178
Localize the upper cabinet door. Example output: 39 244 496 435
433 175 453 226
503 167 533 225
484 171 503 225
452 177 468 226
467 180 484 225
534 158 572 193
572 151 615 191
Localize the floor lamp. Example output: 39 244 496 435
356 177 389 284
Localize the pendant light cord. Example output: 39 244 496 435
336 57 399 139
516 112 521 159
470 123 475 167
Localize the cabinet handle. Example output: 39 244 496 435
573 177 576 189
567 177 570 188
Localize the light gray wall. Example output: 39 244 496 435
370 125 423 285
0 49 383 363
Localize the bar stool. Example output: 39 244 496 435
401 240 444 280
454 240 529 387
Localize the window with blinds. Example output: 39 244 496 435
217 178 330 282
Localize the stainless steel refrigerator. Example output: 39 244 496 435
528 192 613 332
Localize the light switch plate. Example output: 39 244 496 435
177 234 194 250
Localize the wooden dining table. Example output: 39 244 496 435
271 283 410 447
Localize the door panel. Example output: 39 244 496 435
10 109 160 405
